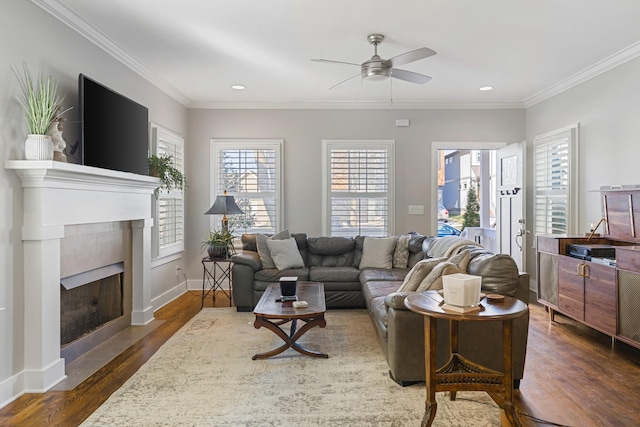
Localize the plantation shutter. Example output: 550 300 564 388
325 141 394 237
533 127 577 235
212 141 283 234
152 126 185 258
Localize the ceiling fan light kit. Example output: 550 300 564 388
312 33 436 89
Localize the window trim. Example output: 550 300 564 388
533 124 579 235
321 139 395 236
209 139 284 233
151 123 185 260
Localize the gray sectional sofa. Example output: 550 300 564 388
231 232 529 387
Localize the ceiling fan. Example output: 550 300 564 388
312 34 436 89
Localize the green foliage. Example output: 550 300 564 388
463 186 480 228
201 228 234 248
12 64 70 135
148 154 187 198
201 228 235 258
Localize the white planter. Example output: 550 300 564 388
25 134 54 160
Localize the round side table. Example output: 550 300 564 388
404 290 528 427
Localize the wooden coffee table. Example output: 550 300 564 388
252 281 328 360
404 290 528 427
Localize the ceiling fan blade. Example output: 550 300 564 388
384 47 436 67
311 58 361 67
390 68 432 84
329 73 360 90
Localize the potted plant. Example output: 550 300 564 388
13 64 71 160
148 153 187 198
201 228 235 259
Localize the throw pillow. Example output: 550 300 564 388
416 262 463 292
266 238 305 270
359 236 397 269
256 230 290 269
392 234 411 268
398 257 447 292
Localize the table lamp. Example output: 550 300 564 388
205 190 245 231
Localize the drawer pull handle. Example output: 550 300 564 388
629 195 636 238
603 195 610 234
583 264 590 278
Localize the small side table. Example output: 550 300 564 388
404 290 528 427
201 256 233 308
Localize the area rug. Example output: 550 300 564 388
81 308 500 426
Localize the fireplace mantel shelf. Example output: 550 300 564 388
5 160 159 191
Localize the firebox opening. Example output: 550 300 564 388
60 263 124 347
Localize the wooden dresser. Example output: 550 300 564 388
536 186 640 349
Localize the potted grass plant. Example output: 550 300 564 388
148 153 187 198
201 228 235 259
13 64 70 160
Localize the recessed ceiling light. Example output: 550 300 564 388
231 84 245 90
479 86 493 91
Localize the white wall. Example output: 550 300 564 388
185 108 525 276
525 56 640 277
0 0 188 406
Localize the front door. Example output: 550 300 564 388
496 142 527 271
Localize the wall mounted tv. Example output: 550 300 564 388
79 74 149 176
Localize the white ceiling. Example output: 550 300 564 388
35 0 640 109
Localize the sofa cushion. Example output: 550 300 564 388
307 236 357 267
266 237 305 270
359 236 397 269
309 266 361 284
359 268 409 284
468 253 521 296
363 280 402 304
398 257 447 292
307 236 355 256
408 232 428 254
253 268 310 287
370 296 389 328
392 234 411 268
256 230 290 268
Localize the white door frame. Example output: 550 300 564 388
430 142 507 236
496 141 527 272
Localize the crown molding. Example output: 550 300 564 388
523 41 640 108
32 0 191 107
29 0 523 111
33 0 640 111
187 100 525 110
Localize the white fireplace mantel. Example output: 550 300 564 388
5 160 159 392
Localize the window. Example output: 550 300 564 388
210 139 283 234
533 125 579 235
151 125 185 259
322 140 394 237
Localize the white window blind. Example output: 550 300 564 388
152 125 185 258
211 140 283 234
323 141 394 237
533 126 578 235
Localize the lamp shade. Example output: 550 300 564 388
205 192 244 216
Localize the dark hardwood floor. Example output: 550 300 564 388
1 290 639 426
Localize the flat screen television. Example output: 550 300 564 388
79 74 149 175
